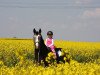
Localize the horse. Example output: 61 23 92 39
33 28 50 66
33 28 70 66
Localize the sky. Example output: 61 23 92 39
0 0 100 42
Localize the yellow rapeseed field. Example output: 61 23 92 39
0 38 100 75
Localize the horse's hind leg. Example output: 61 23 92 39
42 57 49 67
44 60 49 67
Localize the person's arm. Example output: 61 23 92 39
45 39 48 46
48 39 54 47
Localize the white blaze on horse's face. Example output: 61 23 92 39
36 35 39 46
34 35 40 49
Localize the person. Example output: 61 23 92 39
45 31 56 58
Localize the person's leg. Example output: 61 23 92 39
50 45 56 58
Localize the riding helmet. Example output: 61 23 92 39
47 31 53 35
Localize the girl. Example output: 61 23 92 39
45 31 56 58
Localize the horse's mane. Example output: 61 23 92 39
39 35 45 46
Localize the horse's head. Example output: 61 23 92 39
33 28 42 49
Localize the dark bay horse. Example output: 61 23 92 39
33 28 50 66
33 28 70 66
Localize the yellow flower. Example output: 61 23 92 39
0 38 100 75
64 57 66 61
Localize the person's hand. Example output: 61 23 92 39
52 50 55 53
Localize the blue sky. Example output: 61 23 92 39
0 0 100 41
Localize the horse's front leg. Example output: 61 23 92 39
34 49 38 63
38 52 43 65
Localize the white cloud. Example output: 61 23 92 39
75 0 92 4
82 8 100 18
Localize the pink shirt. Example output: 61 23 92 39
45 38 54 47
